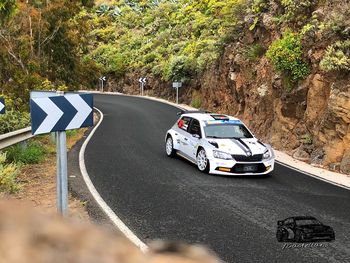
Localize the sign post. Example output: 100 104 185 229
138 77 146 96
172 81 182 104
56 129 68 216
30 92 93 216
55 91 68 216
99 76 107 92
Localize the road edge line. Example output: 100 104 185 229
276 161 350 190
79 107 149 252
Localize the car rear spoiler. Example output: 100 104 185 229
177 110 211 116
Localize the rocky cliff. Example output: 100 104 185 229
107 0 350 174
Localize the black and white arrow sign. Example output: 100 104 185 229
138 77 146 84
30 94 93 135
0 97 5 114
99 76 107 82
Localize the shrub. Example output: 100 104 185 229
89 44 125 76
302 133 313 144
266 31 309 82
0 152 20 193
6 141 46 164
191 98 202 109
243 43 265 61
0 110 31 135
163 55 194 82
281 0 316 23
320 40 350 72
251 0 269 14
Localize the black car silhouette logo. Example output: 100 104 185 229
276 216 335 243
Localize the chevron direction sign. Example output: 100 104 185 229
0 97 5 114
138 77 146 84
30 93 93 135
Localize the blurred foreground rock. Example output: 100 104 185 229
0 200 220 263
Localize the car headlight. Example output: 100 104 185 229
263 150 271 160
213 150 233 160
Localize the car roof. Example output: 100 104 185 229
181 112 240 122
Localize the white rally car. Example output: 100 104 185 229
165 111 275 176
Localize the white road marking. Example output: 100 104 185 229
79 107 148 252
276 161 350 191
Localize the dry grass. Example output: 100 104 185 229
6 128 90 221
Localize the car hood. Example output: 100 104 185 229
208 138 267 155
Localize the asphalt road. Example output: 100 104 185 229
85 94 350 263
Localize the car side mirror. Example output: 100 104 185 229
192 134 201 139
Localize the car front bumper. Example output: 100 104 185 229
208 157 275 176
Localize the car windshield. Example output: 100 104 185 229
204 124 253 139
295 219 321 226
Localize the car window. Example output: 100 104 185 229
178 116 191 131
204 124 253 139
188 119 201 136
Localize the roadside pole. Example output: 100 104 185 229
56 129 68 216
99 76 107 92
56 91 68 217
176 86 179 104
138 77 146 96
172 81 182 104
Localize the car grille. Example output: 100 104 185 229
232 154 263 162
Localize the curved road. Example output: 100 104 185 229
85 94 350 263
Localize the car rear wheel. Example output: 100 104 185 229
196 148 209 173
166 136 176 157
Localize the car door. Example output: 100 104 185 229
184 118 202 160
176 116 192 155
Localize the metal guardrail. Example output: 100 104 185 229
0 127 33 150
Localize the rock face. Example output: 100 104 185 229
108 2 350 174
0 200 220 263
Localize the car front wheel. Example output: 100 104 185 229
196 148 209 173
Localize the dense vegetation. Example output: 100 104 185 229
0 0 99 133
83 0 350 85
1 0 349 134
82 0 247 83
